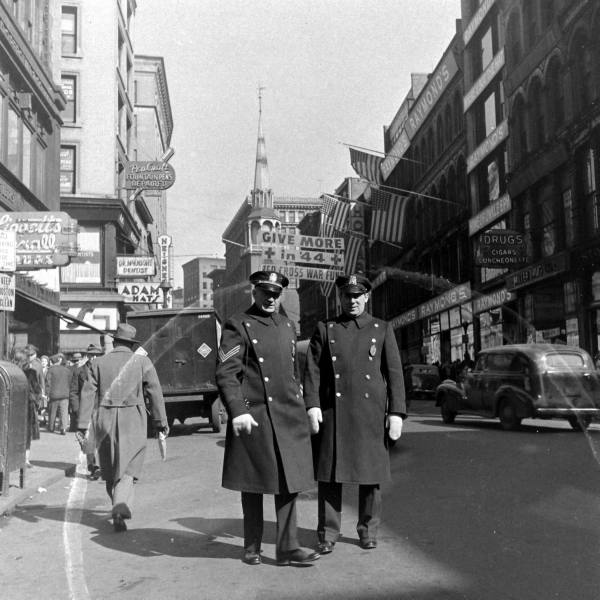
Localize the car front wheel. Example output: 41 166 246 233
567 415 592 431
499 399 521 431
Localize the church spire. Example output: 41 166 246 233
251 85 273 208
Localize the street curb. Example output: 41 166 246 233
1 463 77 517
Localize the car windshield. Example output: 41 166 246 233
543 352 587 370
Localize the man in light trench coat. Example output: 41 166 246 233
78 323 168 532
303 273 407 553
216 270 320 566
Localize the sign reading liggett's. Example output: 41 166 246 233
124 161 176 191
0 211 78 269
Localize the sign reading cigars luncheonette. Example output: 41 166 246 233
124 161 176 191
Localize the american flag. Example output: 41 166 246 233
320 195 350 235
369 187 409 244
349 148 383 184
344 231 363 273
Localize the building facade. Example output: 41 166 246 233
182 255 225 309
0 0 67 357
54 0 164 350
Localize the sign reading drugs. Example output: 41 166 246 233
0 211 78 269
117 283 161 304
116 255 156 277
475 229 526 267
124 161 176 191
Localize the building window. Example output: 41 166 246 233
484 92 497 136
7 107 19 176
480 26 493 71
60 145 76 193
546 58 564 132
61 225 101 284
61 75 77 123
540 197 556 257
506 10 522 67
22 125 31 188
563 189 575 247
61 6 78 55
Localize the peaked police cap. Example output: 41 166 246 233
335 273 372 293
249 270 289 293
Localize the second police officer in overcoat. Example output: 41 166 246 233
216 270 320 566
303 274 407 553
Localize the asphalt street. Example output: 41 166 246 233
1 403 600 600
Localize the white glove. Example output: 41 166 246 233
387 415 403 441
307 407 322 435
232 413 259 436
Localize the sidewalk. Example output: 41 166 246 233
0 428 80 516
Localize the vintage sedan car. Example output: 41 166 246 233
404 364 440 403
435 344 600 431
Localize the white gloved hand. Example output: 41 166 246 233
232 413 259 436
307 407 322 435
387 415 403 441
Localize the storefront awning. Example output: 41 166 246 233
15 289 108 335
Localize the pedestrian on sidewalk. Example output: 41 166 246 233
216 270 320 567
13 348 41 467
77 323 168 532
303 274 407 554
70 344 103 480
68 352 86 432
46 353 71 435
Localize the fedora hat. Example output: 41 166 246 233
112 323 139 343
86 344 104 355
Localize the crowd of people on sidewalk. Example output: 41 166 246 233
11 343 104 475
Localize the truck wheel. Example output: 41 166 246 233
210 399 223 433
499 399 521 431
567 415 592 431
440 398 456 424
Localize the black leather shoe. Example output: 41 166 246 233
317 541 335 554
242 550 261 565
113 514 127 532
359 539 377 550
276 548 320 566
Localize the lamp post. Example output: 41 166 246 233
159 280 172 309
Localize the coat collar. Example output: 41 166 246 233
245 304 282 326
337 311 372 329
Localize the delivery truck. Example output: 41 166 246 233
127 307 225 433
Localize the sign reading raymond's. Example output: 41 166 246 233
0 212 78 269
124 161 176 191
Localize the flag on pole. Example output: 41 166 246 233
344 231 363 273
349 148 383 184
369 187 409 243
320 195 350 235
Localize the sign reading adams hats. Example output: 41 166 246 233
249 270 289 294
335 273 372 294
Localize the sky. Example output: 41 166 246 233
135 0 462 287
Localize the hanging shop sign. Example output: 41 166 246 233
116 255 156 277
505 252 569 291
475 229 526 267
124 161 176 191
157 234 172 284
117 283 162 304
0 211 78 269
0 273 15 311
469 193 511 236
0 230 16 272
472 287 516 314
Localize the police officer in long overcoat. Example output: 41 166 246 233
78 323 168 532
216 270 320 566
303 274 406 553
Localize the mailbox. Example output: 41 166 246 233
0 361 29 495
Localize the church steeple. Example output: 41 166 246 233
251 86 273 209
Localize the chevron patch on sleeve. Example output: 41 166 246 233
218 345 240 363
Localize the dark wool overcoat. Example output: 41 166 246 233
303 311 407 485
78 346 167 483
216 305 314 495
